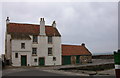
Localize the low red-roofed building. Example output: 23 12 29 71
62 44 92 65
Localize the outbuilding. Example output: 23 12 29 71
62 43 92 65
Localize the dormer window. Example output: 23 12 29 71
33 35 38 43
48 36 52 43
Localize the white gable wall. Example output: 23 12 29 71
53 37 61 65
6 29 61 66
6 34 11 60
31 35 61 66
11 39 32 66
9 35 61 66
12 52 31 66
45 37 61 65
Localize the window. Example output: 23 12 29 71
34 58 37 62
15 53 18 58
48 48 52 55
53 57 56 61
33 35 38 43
48 36 52 43
32 48 37 55
21 43 25 49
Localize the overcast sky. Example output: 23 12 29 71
1 2 118 55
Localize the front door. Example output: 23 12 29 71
71 56 76 64
21 55 27 66
39 57 45 66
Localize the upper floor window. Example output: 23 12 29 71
21 43 25 49
33 35 38 43
48 36 52 43
32 48 37 55
48 48 52 56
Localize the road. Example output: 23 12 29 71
3 69 66 76
2 59 115 78
2 67 115 78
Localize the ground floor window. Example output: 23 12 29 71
53 57 56 61
48 48 52 56
34 58 37 62
15 53 18 58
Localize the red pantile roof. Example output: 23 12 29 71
62 44 92 56
7 23 61 36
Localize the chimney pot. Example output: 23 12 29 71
118 49 120 53
52 21 56 28
81 43 85 46
40 18 42 21
43 18 44 21
6 17 10 24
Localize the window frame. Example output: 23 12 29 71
15 53 18 58
32 48 37 55
33 35 38 43
21 43 25 49
48 36 52 43
53 57 56 61
34 58 37 62
48 48 52 56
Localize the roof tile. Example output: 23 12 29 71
7 23 61 36
62 44 92 56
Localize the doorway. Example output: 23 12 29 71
21 55 27 66
39 57 45 66
71 56 76 64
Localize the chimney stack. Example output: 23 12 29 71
40 18 46 36
6 17 10 24
52 21 56 28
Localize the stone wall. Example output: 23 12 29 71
80 56 92 64
92 55 114 59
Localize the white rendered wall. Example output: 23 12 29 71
45 36 61 66
12 40 32 52
6 34 11 60
30 35 48 66
12 52 31 66
11 39 32 66
53 37 62 65
10 35 61 66
31 56 38 66
31 35 61 66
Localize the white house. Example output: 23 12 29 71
5 17 62 66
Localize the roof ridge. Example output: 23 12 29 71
62 44 82 46
9 22 39 25
9 22 52 27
